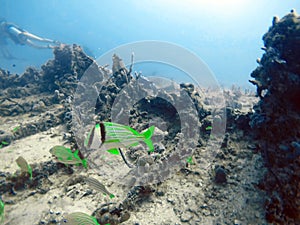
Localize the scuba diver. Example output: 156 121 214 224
0 18 61 59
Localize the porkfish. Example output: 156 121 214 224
63 212 99 225
84 122 155 154
49 146 88 169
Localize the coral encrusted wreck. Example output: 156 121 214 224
249 10 300 224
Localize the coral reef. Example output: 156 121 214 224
250 10 300 224
0 45 95 140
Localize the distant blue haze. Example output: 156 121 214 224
0 0 299 88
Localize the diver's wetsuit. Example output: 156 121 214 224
0 22 27 45
0 21 19 59
0 19 60 51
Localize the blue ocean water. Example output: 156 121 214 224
0 0 298 88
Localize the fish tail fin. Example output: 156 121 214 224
142 126 155 139
109 194 115 199
145 139 154 152
142 126 155 152
82 158 88 169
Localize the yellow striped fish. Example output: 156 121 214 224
85 177 115 199
84 122 155 154
63 212 99 225
15 156 32 179
49 146 88 168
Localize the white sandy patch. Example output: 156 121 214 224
1 127 65 174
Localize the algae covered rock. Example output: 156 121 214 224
250 10 300 102
250 10 300 224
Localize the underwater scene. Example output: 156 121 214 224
0 1 300 224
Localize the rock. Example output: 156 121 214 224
32 101 46 112
214 166 227 184
278 144 289 151
249 10 300 224
291 141 300 151
0 130 13 145
167 198 175 205
180 211 193 222
247 143 257 150
119 212 130 223
234 219 242 225
155 191 164 197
